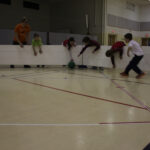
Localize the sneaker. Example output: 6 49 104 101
92 66 98 70
136 73 146 79
10 65 15 68
120 72 129 77
24 65 31 68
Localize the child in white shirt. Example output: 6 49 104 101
120 33 145 79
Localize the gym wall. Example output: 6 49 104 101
105 0 150 45
0 0 50 31
49 0 104 37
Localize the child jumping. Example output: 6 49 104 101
78 37 100 57
120 33 145 79
106 41 126 68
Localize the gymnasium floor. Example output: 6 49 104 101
0 67 150 150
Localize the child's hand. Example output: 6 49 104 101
127 47 132 57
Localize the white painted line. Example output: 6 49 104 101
0 122 150 127
0 123 100 127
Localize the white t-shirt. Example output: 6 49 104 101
128 40 144 56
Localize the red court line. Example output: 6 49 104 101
99 121 150 125
111 79 150 111
8 69 150 85
102 73 150 112
110 77 150 112
14 78 146 110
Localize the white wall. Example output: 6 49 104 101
105 0 150 43
139 5 150 22
0 0 50 31
105 0 140 43
107 0 140 21
106 0 150 41
0 45 83 65
0 45 150 71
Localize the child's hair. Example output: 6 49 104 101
68 37 75 42
33 33 40 38
124 33 133 41
82 37 90 43
67 37 75 50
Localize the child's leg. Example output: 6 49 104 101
132 56 144 74
143 143 150 150
119 49 123 59
33 46 37 56
124 55 143 74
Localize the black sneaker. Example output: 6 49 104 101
92 66 98 70
24 65 31 68
10 65 15 68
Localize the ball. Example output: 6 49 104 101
68 60 76 69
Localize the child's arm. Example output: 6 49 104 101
14 25 24 48
39 45 43 54
78 45 89 57
92 45 100 53
32 45 37 56
39 38 43 54
32 40 37 56
15 32 23 48
68 45 72 51
111 55 116 68
127 47 132 57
